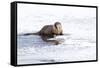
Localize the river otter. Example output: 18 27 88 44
24 22 63 45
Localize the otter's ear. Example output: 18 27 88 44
54 25 57 28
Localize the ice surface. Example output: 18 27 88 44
17 35 96 64
17 4 96 65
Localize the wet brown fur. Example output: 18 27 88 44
24 22 63 45
38 22 63 45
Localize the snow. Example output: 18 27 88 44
17 3 96 65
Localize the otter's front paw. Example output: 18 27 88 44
55 41 60 45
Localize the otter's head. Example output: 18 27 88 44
54 22 62 34
54 22 62 29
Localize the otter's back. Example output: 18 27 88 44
39 25 53 35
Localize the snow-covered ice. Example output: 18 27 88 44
17 3 96 65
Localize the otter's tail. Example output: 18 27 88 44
23 32 39 36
